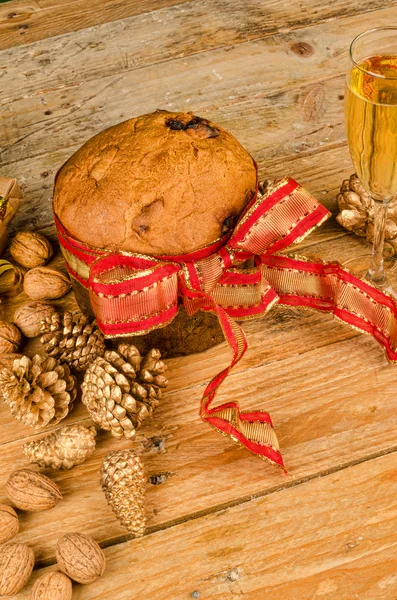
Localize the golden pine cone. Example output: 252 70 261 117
101 449 146 537
23 424 97 470
336 174 397 255
40 311 106 372
0 355 77 429
81 343 167 440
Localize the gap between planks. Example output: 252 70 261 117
30 441 397 573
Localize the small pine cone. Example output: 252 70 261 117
336 174 373 237
336 174 397 252
81 343 167 440
0 355 77 429
40 311 106 372
101 449 146 537
23 424 97 470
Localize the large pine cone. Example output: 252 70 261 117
0 355 77 429
336 174 397 254
101 449 146 537
23 424 97 470
81 343 167 440
40 311 105 372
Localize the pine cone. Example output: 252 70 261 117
101 449 146 537
336 174 397 255
81 344 167 440
40 311 106 372
0 355 77 429
23 424 97 470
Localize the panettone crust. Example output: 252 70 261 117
53 110 257 256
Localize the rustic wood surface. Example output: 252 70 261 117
1 1 397 598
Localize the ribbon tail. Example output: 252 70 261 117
200 303 285 471
261 254 397 362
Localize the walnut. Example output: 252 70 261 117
23 267 71 300
56 533 105 584
0 504 19 544
9 231 53 269
0 320 21 353
14 301 57 338
6 469 63 512
30 571 72 600
0 543 35 596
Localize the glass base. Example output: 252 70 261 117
342 255 397 299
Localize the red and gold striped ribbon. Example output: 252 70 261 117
55 176 397 472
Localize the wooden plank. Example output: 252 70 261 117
0 0 394 54
0 0 193 50
10 451 397 599
0 71 348 177
0 228 395 562
4 5 397 167
1 2 396 100
1 61 346 168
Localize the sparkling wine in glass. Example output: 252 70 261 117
345 27 397 291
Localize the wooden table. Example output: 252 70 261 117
1 1 397 598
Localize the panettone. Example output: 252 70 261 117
54 110 257 256
53 110 257 355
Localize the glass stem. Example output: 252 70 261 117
368 199 389 285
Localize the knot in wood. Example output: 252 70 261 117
290 42 314 57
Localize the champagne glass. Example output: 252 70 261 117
345 27 397 293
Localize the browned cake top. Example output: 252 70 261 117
53 110 257 256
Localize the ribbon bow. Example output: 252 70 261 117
56 177 397 471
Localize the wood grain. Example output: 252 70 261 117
10 451 397 599
0 0 193 50
0 0 394 53
1 71 348 165
4 4 395 162
0 5 383 164
1 1 396 99
0 234 395 563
